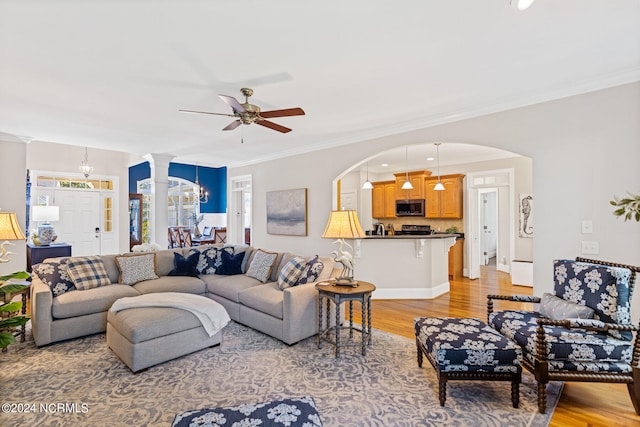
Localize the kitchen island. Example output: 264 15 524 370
349 234 457 299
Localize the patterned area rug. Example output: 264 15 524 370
0 322 561 426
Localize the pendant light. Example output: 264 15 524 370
434 143 445 191
362 162 373 190
401 146 413 190
79 147 94 179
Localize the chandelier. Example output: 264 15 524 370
195 164 208 204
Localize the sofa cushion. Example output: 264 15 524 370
132 276 206 295
539 293 595 320
216 250 245 275
52 284 140 319
201 274 263 302
240 246 254 273
107 305 208 344
100 254 122 284
66 256 112 290
238 282 284 319
553 259 633 339
168 252 200 277
278 256 308 290
32 258 75 296
297 255 324 285
116 253 159 285
246 249 278 283
489 309 633 371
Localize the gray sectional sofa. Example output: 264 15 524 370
30 244 338 347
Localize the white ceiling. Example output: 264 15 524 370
1 1 639 169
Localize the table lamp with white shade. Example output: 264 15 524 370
32 206 59 246
322 210 366 286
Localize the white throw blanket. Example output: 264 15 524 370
110 293 231 337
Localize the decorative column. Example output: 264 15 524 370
143 153 174 248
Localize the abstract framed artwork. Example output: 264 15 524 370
266 188 308 236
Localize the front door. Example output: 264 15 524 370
56 189 101 256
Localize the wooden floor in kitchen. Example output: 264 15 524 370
365 265 640 427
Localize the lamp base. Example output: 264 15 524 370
334 276 358 287
38 224 55 246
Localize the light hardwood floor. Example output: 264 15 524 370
363 266 640 427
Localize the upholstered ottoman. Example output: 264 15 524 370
107 293 230 373
414 317 522 407
172 396 323 427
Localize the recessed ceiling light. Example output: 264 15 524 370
381 163 389 167
426 157 435 161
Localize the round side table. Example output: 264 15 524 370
316 280 376 357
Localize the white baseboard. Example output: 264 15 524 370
371 282 450 300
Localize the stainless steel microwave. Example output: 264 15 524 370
395 199 425 216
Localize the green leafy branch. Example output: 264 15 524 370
610 192 640 222
0 271 31 350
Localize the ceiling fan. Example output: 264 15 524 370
179 88 305 133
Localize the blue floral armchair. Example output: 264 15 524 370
487 257 640 414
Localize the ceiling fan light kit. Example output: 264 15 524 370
180 88 305 134
508 0 535 10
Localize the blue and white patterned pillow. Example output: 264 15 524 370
553 259 633 339
190 246 234 275
32 258 76 296
297 255 325 285
278 256 308 290
246 249 278 283
65 256 112 290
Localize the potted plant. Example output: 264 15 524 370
191 212 205 237
0 271 31 351
610 192 640 222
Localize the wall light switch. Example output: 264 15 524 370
581 241 599 255
581 220 593 234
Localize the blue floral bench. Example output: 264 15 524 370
414 317 522 408
488 257 640 414
172 396 322 427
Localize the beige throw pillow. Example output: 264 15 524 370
116 253 159 285
246 249 278 283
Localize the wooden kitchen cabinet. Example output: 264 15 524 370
394 170 432 200
425 174 464 218
448 237 464 280
372 180 397 218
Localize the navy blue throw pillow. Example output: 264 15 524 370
169 252 200 277
216 250 245 275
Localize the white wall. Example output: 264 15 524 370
0 139 27 275
230 82 640 320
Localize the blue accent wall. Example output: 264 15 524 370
128 162 226 213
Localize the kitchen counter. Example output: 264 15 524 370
351 235 457 299
365 233 464 240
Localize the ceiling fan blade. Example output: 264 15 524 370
259 107 305 118
179 109 235 117
218 95 246 113
223 120 242 131
256 119 292 133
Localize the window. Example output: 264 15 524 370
138 177 200 243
